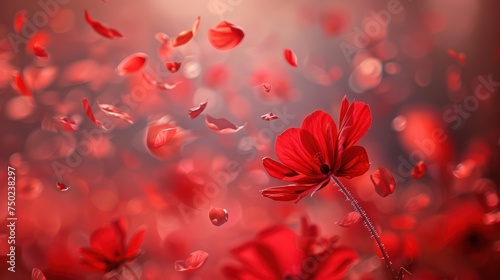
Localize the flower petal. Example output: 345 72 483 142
411 161 427 179
97 103 134 124
205 114 245 134
208 21 245 51
165 61 181 73
338 96 372 150
125 226 146 259
116 53 147 76
78 247 108 272
188 100 208 119
174 250 209 272
14 10 28 34
82 98 106 129
31 268 47 280
153 127 177 148
172 16 200 47
284 49 298 67
261 112 278 121
275 128 322 177
370 166 396 197
11 71 31 97
335 211 361 228
301 110 338 171
260 184 318 202
84 10 123 39
335 146 370 178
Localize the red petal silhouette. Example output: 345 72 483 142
208 21 245 51
165 61 181 73
116 53 147 76
153 128 177 148
188 100 208 119
262 83 272 93
172 16 200 47
411 161 427 179
174 250 209 272
56 182 70 191
209 207 229 226
14 10 28 33
11 71 31 97
125 226 146 259
54 116 79 131
98 103 134 124
284 49 298 67
32 42 49 59
31 268 47 280
370 166 396 197
82 98 106 129
335 211 361 227
205 114 245 134
84 10 123 39
261 112 278 121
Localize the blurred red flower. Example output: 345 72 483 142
261 97 372 202
223 217 358 279
78 219 146 273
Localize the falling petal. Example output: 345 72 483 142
84 10 123 39
188 100 208 119
116 53 147 76
98 103 134 124
165 61 182 73
411 161 427 179
261 112 278 121
11 71 32 97
82 98 106 129
205 114 245 134
14 10 28 33
56 182 70 192
209 207 229 226
174 250 209 272
208 21 245 51
32 42 49 59
335 211 361 228
284 49 298 67
370 166 396 197
262 83 272 93
153 128 177 148
54 116 79 131
172 16 200 47
31 268 47 280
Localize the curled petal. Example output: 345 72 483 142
188 100 208 119
116 53 147 76
262 83 272 93
208 21 245 51
172 16 200 47
31 268 46 280
142 72 179 90
174 250 209 272
262 157 299 180
153 127 177 148
335 146 370 178
261 112 278 121
84 10 123 39
32 43 49 59
260 184 314 202
165 61 181 73
98 103 134 124
411 161 427 179
11 71 31 97
205 114 245 134
370 166 396 197
56 182 70 191
82 98 106 129
335 211 361 228
284 49 298 67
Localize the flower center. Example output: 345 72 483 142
320 164 330 174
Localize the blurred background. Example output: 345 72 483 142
0 0 499 279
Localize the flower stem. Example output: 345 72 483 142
331 175 397 280
122 263 139 280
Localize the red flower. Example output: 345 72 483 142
261 96 372 202
222 217 358 279
78 219 146 272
